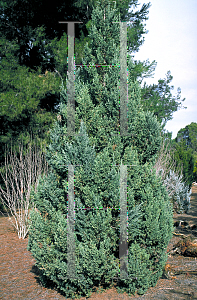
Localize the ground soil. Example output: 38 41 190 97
0 185 197 300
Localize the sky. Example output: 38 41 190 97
132 0 197 139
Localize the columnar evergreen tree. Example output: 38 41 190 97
28 1 174 298
27 121 123 298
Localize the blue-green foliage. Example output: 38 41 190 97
28 121 120 298
57 4 162 166
27 1 174 298
28 120 173 298
117 147 173 295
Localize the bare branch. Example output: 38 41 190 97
152 136 184 202
152 136 182 178
0 138 49 239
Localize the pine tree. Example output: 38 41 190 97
28 1 174 298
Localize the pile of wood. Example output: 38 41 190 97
169 235 197 257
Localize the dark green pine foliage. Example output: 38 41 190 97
28 1 174 298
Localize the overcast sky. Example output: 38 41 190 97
132 0 197 139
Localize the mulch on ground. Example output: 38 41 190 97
0 186 197 300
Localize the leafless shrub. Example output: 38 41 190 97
0 140 49 239
152 136 191 212
152 137 179 181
